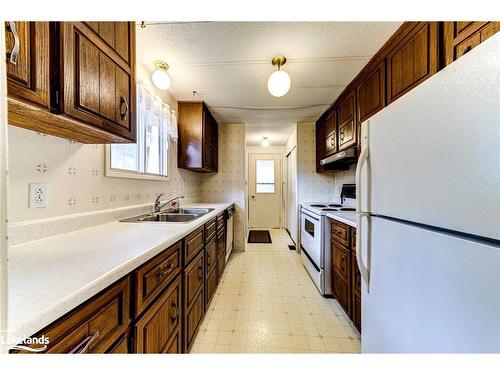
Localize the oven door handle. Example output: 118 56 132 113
301 211 319 222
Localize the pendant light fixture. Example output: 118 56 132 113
151 60 171 90
267 55 291 97
261 137 270 147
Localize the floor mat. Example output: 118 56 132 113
247 230 272 244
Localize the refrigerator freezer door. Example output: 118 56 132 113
362 217 500 353
362 34 500 241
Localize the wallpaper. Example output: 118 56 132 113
199 124 245 251
7 126 201 223
296 122 338 203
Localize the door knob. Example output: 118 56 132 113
251 195 255 199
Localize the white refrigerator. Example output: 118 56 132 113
355 34 500 353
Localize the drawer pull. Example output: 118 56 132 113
170 301 179 323
6 21 20 65
70 331 100 354
119 96 129 120
463 45 472 54
156 264 173 279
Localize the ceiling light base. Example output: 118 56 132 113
271 55 287 68
154 60 169 71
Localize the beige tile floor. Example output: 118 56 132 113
190 229 361 354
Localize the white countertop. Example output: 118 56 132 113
325 211 357 228
7 202 233 342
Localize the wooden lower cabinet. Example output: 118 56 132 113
134 276 181 353
331 220 361 332
184 287 204 352
183 251 205 352
106 332 129 353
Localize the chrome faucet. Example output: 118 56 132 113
154 194 184 213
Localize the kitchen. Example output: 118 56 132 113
0 2 499 373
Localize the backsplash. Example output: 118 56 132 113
199 124 245 251
297 122 338 202
7 126 201 224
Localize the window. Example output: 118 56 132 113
106 84 175 180
256 159 275 193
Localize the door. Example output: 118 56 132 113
286 147 298 244
248 153 282 228
361 217 500 353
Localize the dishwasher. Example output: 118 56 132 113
225 205 235 262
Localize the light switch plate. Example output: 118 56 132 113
29 183 48 208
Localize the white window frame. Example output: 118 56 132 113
105 85 171 182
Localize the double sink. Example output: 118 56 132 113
121 207 214 223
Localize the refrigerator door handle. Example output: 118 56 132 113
356 212 370 292
356 126 370 291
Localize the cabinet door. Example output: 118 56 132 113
134 276 181 353
357 61 385 124
205 238 217 274
60 22 136 142
337 91 357 151
184 251 204 308
315 118 326 172
352 293 362 333
324 111 337 156
332 272 350 316
205 266 218 307
386 22 438 104
5 22 50 108
184 288 204 352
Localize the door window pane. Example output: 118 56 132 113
256 159 275 193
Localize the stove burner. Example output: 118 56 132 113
339 207 356 211
322 208 339 211
328 204 342 208
310 204 327 207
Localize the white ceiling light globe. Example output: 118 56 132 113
261 138 270 147
267 70 291 97
152 68 171 90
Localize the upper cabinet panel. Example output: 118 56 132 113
386 22 438 104
357 61 385 124
6 21 137 144
337 91 356 151
5 22 50 109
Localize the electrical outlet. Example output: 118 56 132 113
29 183 48 208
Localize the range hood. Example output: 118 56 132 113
320 147 357 166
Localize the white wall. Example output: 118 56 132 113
7 66 202 223
199 124 246 251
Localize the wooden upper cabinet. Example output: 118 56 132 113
337 91 357 151
386 22 438 104
178 101 219 173
6 21 137 144
5 22 50 109
315 118 326 173
324 110 337 156
357 61 385 124
443 22 500 66
60 22 136 142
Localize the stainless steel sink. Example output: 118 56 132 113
120 207 214 223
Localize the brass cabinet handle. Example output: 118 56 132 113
6 21 20 65
170 301 178 323
156 263 173 279
340 132 345 141
463 45 473 55
119 96 128 120
198 266 203 280
207 255 212 267
70 331 100 354
330 137 335 146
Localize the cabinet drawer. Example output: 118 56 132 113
332 241 350 282
456 32 481 58
217 213 225 230
206 238 217 274
332 272 350 315
134 276 181 353
184 251 204 308
185 288 204 352
17 277 131 353
134 241 181 317
205 217 217 241
184 226 204 265
331 220 350 248
205 266 218 307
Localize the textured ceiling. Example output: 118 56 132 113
245 124 296 146
136 22 402 129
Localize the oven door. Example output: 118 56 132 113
300 210 322 268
